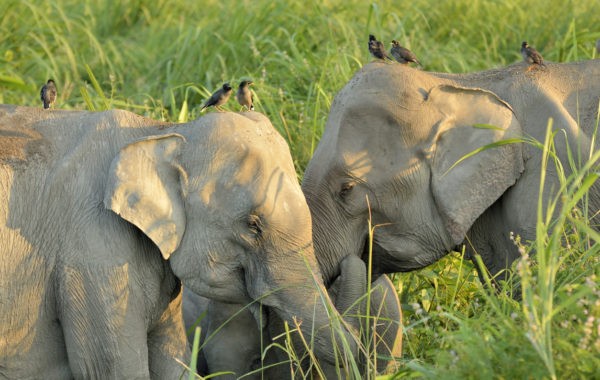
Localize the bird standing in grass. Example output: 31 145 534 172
200 83 233 112
236 80 254 111
40 79 57 110
521 41 545 70
368 34 392 61
390 40 421 66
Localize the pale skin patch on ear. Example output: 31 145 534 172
147 222 180 251
174 162 189 198
127 193 140 208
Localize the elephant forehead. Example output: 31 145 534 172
340 62 432 109
336 149 424 184
327 66 436 147
326 102 429 169
336 102 431 145
193 147 305 214
339 150 373 179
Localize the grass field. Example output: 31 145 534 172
2 0 599 378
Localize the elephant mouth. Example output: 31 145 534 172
248 301 270 330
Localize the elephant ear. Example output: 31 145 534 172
104 133 187 260
427 85 524 245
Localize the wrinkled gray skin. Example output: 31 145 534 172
302 60 600 282
183 256 402 379
182 293 267 378
0 106 356 379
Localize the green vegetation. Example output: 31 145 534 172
2 0 599 378
3 0 599 172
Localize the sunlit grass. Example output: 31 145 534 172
2 0 600 378
2 0 599 171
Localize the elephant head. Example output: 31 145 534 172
104 112 357 365
302 63 524 280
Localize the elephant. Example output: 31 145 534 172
182 255 402 379
182 289 273 379
302 59 600 283
0 105 358 379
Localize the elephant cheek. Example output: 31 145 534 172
169 248 249 304
311 211 368 281
242 257 284 305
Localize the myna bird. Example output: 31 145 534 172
236 80 254 111
200 83 233 112
390 40 421 66
368 34 392 61
521 41 545 70
40 79 57 110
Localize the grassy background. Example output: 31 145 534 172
3 0 599 173
2 0 599 378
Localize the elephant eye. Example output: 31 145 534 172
339 182 355 199
247 214 263 236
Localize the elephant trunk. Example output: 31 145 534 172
273 279 360 366
258 252 359 367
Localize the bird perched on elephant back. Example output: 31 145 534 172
183 255 402 379
390 40 421 66
40 79 57 109
0 106 359 378
302 59 600 286
201 82 233 112
236 80 254 111
521 41 545 70
368 34 392 61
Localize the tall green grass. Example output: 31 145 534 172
2 0 598 171
3 0 600 379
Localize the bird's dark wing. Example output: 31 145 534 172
530 48 544 65
401 47 419 63
202 90 221 109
